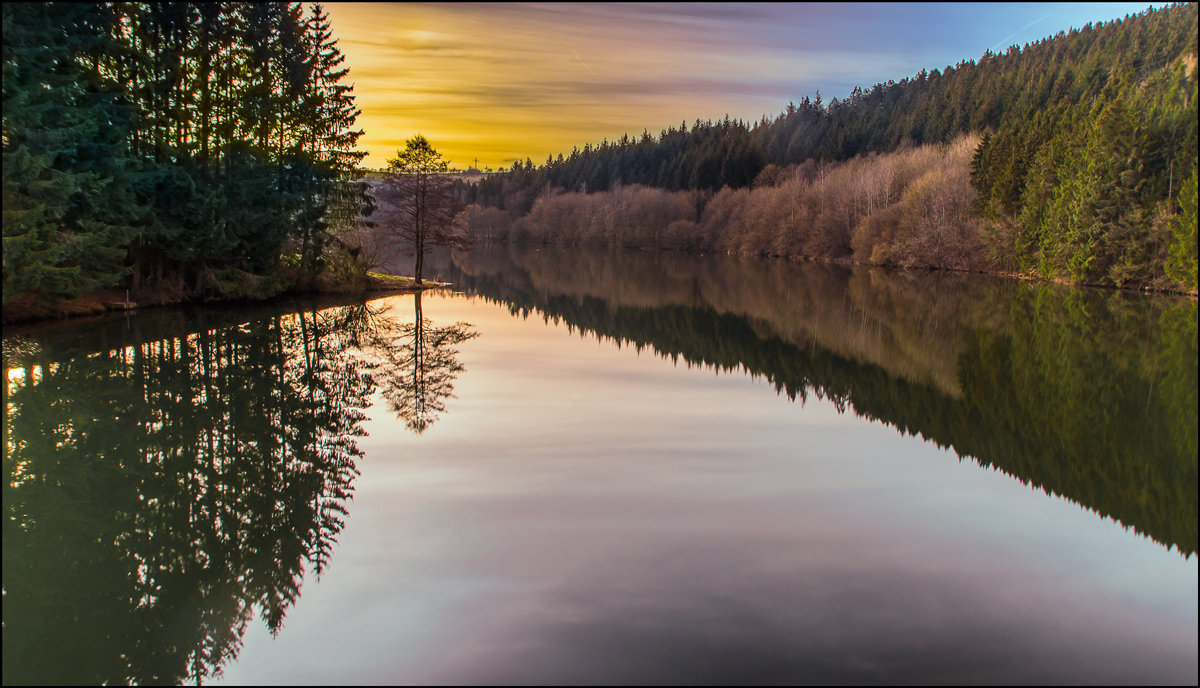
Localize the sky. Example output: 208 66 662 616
324 2 1168 171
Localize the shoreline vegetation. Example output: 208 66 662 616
463 134 1196 296
3 3 379 325
0 269 444 325
459 3 1197 296
4 3 1197 327
2 4 466 325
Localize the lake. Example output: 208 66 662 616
3 245 1196 685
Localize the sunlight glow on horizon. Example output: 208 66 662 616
326 2 1169 171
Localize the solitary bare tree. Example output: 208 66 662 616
372 135 472 285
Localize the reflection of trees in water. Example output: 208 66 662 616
2 298 475 685
433 245 1198 557
325 294 479 434
373 293 479 434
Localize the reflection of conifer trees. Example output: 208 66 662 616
371 293 479 434
2 303 385 684
433 246 1197 556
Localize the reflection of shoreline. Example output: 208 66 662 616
2 292 394 372
3 295 482 684
445 245 1024 398
433 245 1198 557
1 301 398 684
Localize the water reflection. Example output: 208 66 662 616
4 247 1195 684
371 293 479 434
429 244 1198 556
2 296 475 684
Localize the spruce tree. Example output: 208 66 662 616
2 3 137 305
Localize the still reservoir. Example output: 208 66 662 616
4 246 1196 685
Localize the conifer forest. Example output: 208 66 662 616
3 2 369 314
3 3 1197 685
461 3 1197 292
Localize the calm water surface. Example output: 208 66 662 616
3 246 1196 685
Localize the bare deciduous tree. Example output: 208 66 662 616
372 135 473 284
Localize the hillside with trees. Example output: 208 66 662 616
460 2 1198 292
3 2 369 320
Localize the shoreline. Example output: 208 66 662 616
5 248 1196 327
1 271 449 326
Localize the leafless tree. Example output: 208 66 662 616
372 135 473 284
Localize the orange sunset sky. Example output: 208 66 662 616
324 2 1165 171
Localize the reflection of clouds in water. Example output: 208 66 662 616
212 285 1197 686
408 532 1193 685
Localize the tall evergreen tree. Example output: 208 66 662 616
4 1 372 312
2 3 138 305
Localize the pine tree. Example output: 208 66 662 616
1165 164 1198 291
2 3 137 304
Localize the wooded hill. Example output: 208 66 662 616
2 2 369 317
462 3 1198 291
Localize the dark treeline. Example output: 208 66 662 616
3 2 368 316
2 295 477 683
467 116 765 205
429 245 1198 557
460 3 1198 291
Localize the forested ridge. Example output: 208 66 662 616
462 3 1198 291
3 2 369 320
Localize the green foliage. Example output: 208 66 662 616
387 134 451 174
968 5 1198 287
1165 164 1198 290
2 3 137 304
462 3 1197 290
2 1 369 311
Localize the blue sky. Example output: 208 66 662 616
326 2 1170 169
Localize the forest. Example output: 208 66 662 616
4 2 1197 324
2 2 369 319
460 2 1198 292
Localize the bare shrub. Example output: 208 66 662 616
463 204 514 242
700 187 751 254
517 185 694 249
489 133 989 270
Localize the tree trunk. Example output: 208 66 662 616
414 242 424 285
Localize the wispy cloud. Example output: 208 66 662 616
989 14 1051 53
328 2 1170 169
